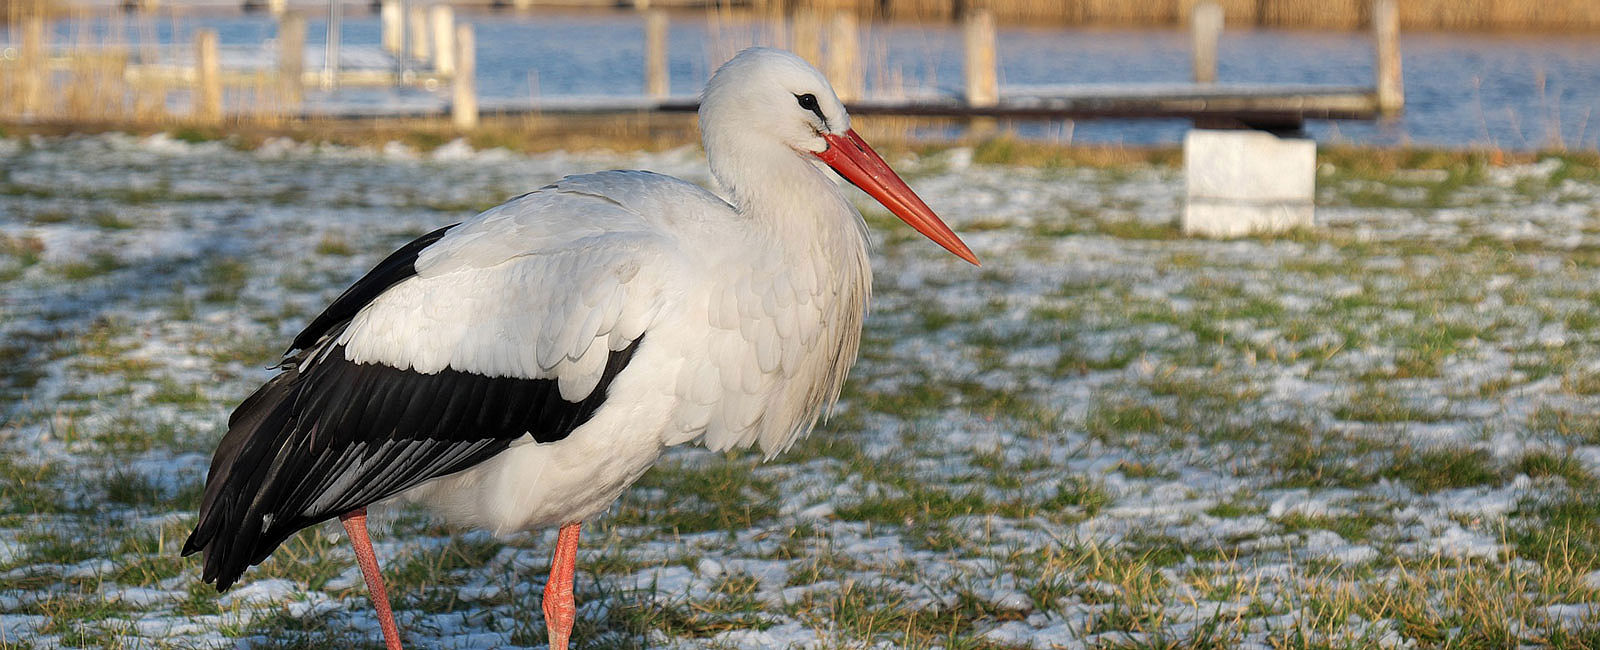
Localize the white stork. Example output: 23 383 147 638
182 47 978 649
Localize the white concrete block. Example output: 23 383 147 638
1183 129 1315 237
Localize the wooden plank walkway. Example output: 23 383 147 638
300 84 1378 130
9 2 1401 130
860 84 1381 121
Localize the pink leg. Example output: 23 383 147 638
341 508 404 650
543 521 582 650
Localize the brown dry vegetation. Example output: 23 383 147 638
0 4 303 125
794 0 1600 31
0 0 56 22
5 115 1589 176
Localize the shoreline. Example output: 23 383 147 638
2 117 1597 170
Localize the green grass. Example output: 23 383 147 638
612 457 780 534
6 137 1600 648
1332 388 1450 424
1528 406 1600 445
1513 491 1600 573
1085 398 1183 441
1381 447 1504 494
0 341 49 391
1266 434 1382 490
0 457 74 517
314 235 354 256
1515 450 1597 488
147 378 207 406
202 258 250 302
1275 512 1379 543
92 212 135 230
0 234 45 281
1205 497 1264 519
104 469 203 509
56 252 124 280
834 482 992 526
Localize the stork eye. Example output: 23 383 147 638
794 93 828 126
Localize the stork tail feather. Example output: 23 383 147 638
182 364 305 592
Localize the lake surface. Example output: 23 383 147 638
11 9 1600 150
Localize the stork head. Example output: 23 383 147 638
701 47 979 266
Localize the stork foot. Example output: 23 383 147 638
341 508 404 650
543 521 582 650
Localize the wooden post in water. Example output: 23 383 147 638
825 11 861 102
431 5 455 75
644 10 669 99
381 0 402 55
1373 0 1403 115
1191 1 1221 84
408 4 430 63
267 0 285 16
453 23 478 130
963 9 997 108
194 29 222 124
278 12 306 105
20 15 48 117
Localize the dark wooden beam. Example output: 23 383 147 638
302 84 1384 125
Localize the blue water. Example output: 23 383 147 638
12 9 1600 150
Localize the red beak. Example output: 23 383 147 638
815 129 980 266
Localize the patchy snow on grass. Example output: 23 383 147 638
3 134 1600 648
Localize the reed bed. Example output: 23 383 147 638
2 3 339 127
2 0 1593 131
798 0 1600 31
2 2 935 129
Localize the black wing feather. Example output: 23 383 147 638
184 224 646 592
184 338 641 591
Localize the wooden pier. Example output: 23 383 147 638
308 0 1401 133
3 0 1402 133
478 83 1382 129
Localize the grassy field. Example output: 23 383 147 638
2 132 1600 648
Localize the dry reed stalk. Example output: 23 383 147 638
132 79 169 123
1 0 56 24
59 48 121 122
801 0 868 12
1488 0 1600 32
14 13 48 118
1082 0 1179 25
1260 0 1364 29
824 10 861 101
1211 0 1259 25
881 0 954 23
838 0 1600 30
702 6 788 73
1396 0 1451 30
790 6 822 67
34 8 154 124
